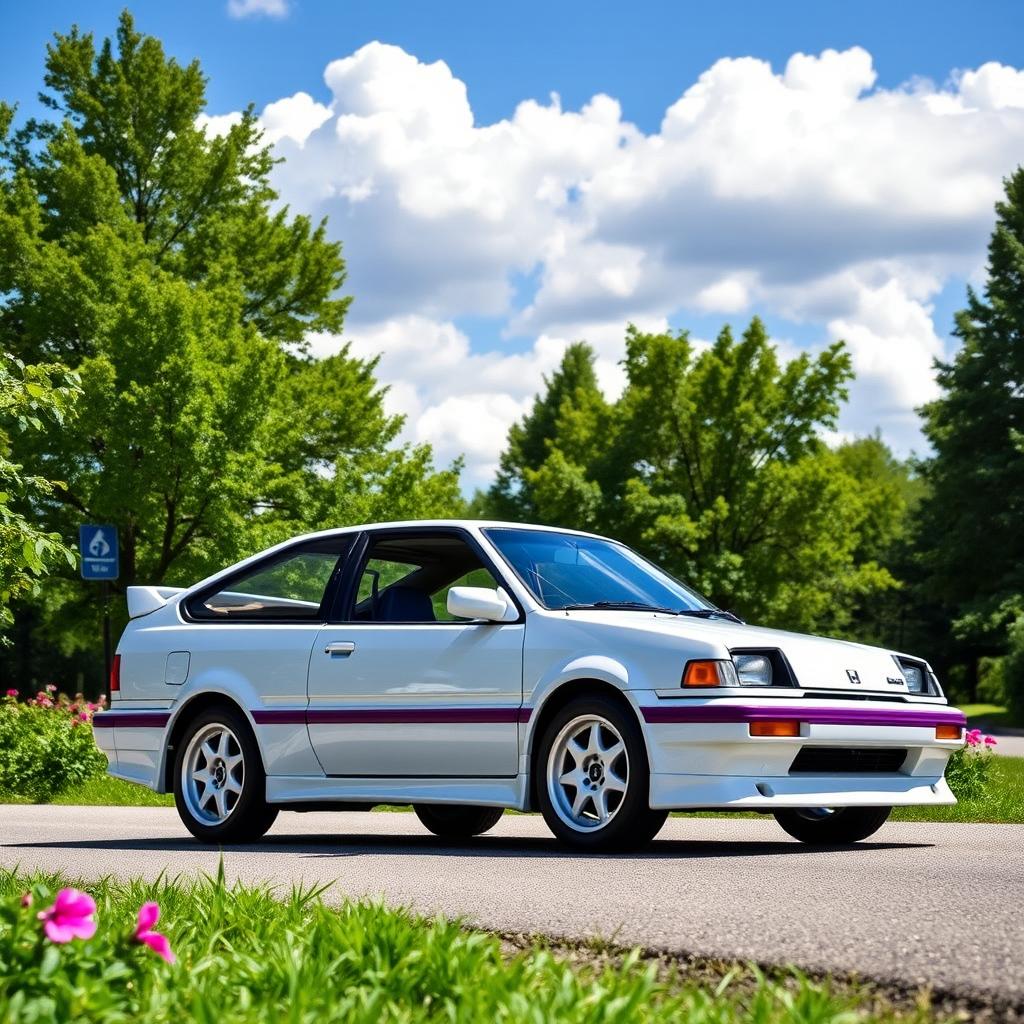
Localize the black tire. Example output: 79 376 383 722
413 804 504 839
173 705 278 843
536 695 667 852
773 806 891 846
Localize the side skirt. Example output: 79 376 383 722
266 774 530 809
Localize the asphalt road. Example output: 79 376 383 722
2 806 1022 1000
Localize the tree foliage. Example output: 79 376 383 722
915 167 1024 700
484 320 909 635
0 356 80 630
0 13 461 681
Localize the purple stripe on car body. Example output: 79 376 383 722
98 706 533 728
639 703 967 729
93 711 171 729
251 709 308 726
298 706 527 725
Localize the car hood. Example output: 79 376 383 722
563 610 920 694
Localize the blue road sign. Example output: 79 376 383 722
79 524 119 581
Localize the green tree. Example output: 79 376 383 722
0 354 80 632
0 14 461 686
486 342 609 524
484 320 906 635
914 168 1024 701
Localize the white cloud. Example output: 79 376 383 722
195 111 243 138
311 317 566 489
203 45 1024 483
227 0 289 18
957 62 1024 110
260 92 332 146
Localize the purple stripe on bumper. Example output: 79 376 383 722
639 703 967 729
93 711 171 729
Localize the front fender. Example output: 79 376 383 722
522 655 654 771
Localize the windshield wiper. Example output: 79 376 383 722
560 601 680 614
674 608 745 624
560 601 745 623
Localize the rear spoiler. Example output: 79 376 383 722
126 586 185 619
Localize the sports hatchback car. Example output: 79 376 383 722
95 520 965 851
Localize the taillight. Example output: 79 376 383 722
109 653 121 694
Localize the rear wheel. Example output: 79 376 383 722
413 804 504 839
173 706 278 843
537 695 667 852
773 806 891 845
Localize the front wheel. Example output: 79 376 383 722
537 695 667 852
173 706 278 843
773 806 891 846
413 804 504 839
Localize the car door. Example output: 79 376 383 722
307 528 525 778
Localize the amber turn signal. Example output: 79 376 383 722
683 660 725 687
749 719 800 738
935 724 962 740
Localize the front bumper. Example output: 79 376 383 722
636 695 964 810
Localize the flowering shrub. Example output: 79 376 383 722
945 728 998 801
0 688 107 800
0 882 174 1021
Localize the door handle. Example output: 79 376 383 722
324 641 356 656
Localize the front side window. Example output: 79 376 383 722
188 541 348 621
349 533 501 623
484 528 712 612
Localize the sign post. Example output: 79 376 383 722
79 525 119 691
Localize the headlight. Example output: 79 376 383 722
896 658 927 694
734 653 773 686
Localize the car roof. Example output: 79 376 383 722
173 520 611 599
292 520 609 542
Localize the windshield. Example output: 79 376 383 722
483 528 714 612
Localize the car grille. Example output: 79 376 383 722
789 747 908 774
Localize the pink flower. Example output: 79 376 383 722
984 735 997 746
37 888 97 943
133 902 175 964
5 689 16 698
79 711 90 722
45 684 56 693
965 728 982 747
20 893 32 908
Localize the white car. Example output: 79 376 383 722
95 520 965 851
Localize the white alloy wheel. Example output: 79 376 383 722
181 722 245 825
546 714 630 832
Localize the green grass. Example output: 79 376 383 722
0 869 952 1023
0 773 174 807
957 703 1022 730
892 754 1024 824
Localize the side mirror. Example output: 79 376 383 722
447 586 518 623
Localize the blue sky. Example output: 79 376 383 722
3 1 1023 487
5 1 1024 129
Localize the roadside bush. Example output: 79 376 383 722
1004 612 1024 723
944 729 998 801
0 689 107 801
